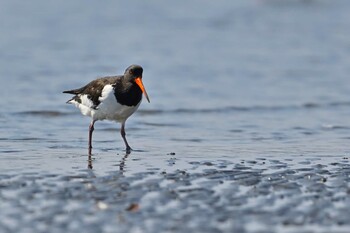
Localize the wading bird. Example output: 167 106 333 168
63 64 150 154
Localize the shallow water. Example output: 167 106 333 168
1 0 350 232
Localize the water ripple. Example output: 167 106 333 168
11 101 350 119
15 111 71 117
138 101 350 115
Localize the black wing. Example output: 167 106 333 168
63 76 120 107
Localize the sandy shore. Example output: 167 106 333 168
1 155 349 233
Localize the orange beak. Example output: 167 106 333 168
135 77 150 103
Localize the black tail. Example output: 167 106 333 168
63 89 82 103
63 88 82 95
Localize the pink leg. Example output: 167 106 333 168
121 122 131 153
88 120 95 155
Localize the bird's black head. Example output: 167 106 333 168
124 64 150 103
124 64 143 80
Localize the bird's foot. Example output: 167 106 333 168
126 146 132 154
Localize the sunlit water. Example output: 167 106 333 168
1 0 350 232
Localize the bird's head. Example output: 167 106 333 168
124 64 150 103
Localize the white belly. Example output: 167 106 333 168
70 84 141 122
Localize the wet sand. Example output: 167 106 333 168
1 153 350 233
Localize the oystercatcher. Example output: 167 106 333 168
63 64 150 154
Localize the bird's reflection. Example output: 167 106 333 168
87 151 130 172
87 154 93 169
119 153 129 172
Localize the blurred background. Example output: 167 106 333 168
1 0 350 167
